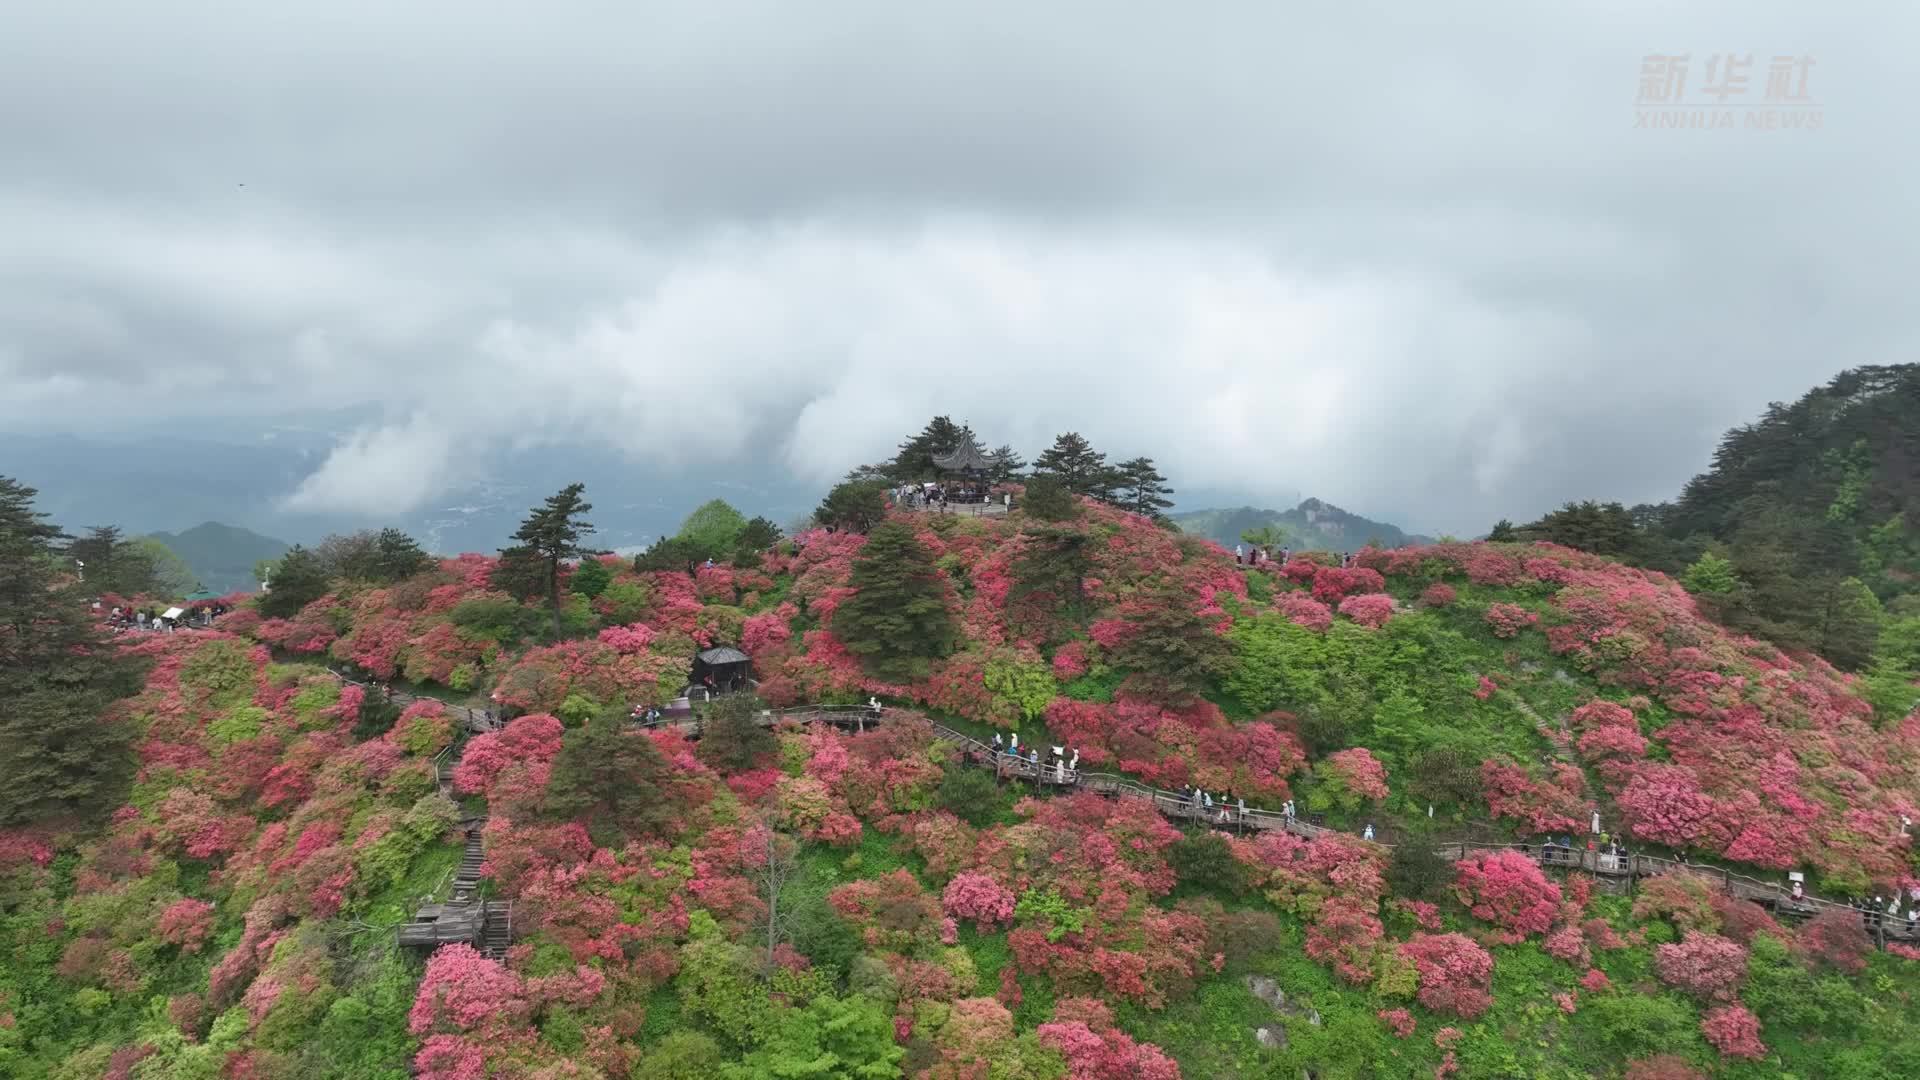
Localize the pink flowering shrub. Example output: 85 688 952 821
1304 897 1387 983
1799 907 1871 974
1052 640 1091 680
1420 583 1457 608
1035 998 1182 1080
155 898 217 953
1700 1004 1766 1060
595 623 655 655
1378 1007 1415 1037
1276 592 1334 633
1310 566 1387 604
1479 760 1586 833
1318 748 1389 805
1337 592 1396 629
408 944 532 1036
1398 933 1495 1019
1452 850 1562 937
943 872 1017 929
1483 602 1539 639
1654 932 1749 1002
1580 968 1612 992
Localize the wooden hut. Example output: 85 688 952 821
690 646 751 694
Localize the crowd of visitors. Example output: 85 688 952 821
98 601 228 633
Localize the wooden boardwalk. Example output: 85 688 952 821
359 673 1916 951
766 706 1920 947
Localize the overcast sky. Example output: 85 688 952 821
1 1 1910 534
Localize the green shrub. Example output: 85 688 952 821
934 765 1002 827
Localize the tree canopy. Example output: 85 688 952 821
831 520 955 680
814 480 890 535
258 543 331 618
0 477 148 827
542 712 677 846
503 483 595 639
1033 432 1113 499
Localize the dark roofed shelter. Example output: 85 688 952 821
931 429 994 503
691 646 752 694
931 429 992 478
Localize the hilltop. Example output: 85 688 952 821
1173 498 1433 553
144 522 290 594
5 464 1920 1079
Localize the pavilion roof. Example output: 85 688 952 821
697 646 750 665
932 434 992 473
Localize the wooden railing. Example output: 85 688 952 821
796 706 1919 947
380 685 1915 950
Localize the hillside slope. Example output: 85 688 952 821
5 497 1919 1078
1174 498 1432 552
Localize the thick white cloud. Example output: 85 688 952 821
1 0 1913 534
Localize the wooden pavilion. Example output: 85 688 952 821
690 646 752 694
931 432 994 502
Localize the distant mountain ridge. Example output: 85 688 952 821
143 522 289 594
1172 498 1433 552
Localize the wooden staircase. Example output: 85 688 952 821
449 825 485 905
481 901 513 959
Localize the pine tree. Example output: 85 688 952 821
696 694 777 772
889 416 965 481
987 445 1027 484
1033 432 1110 497
1018 474 1078 522
371 528 432 582
1487 519 1517 542
733 517 784 561
814 480 890 535
542 712 676 845
0 477 148 827
1008 526 1091 642
258 544 331 618
831 521 955 681
1110 578 1234 703
504 483 595 639
68 525 189 597
1113 456 1175 517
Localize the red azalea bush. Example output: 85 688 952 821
1035 998 1182 1080
1420 583 1457 608
1304 896 1387 983
942 872 1017 929
1276 592 1334 633
1398 933 1495 1019
1654 932 1749 1002
1310 566 1387 604
1052 640 1091 680
1337 593 1395 629
1799 907 1871 974
1318 747 1390 804
1378 1007 1415 1037
1479 760 1586 833
1452 850 1562 937
1483 602 1539 639
1700 1003 1766 1060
